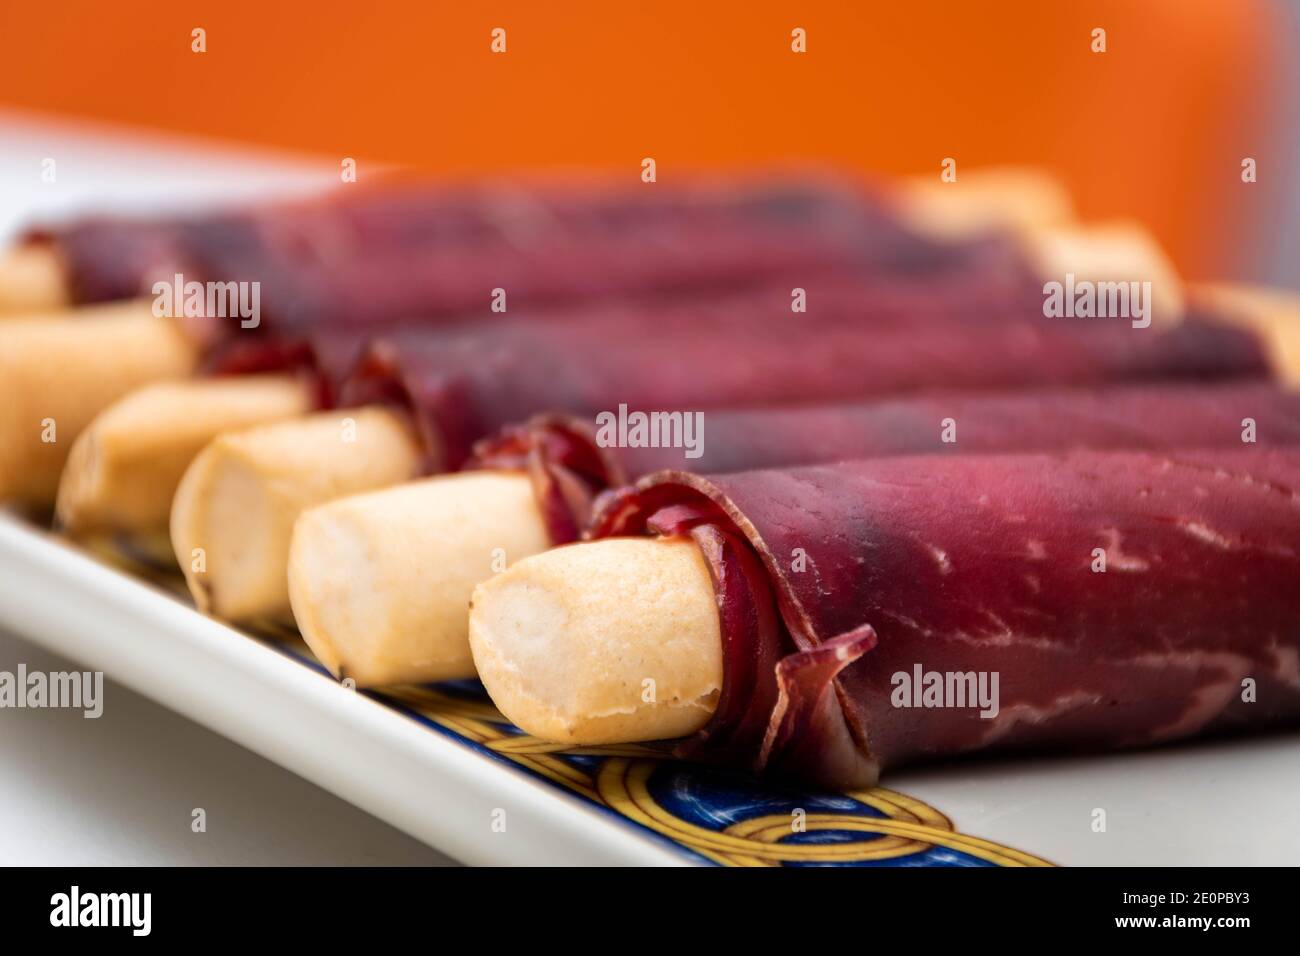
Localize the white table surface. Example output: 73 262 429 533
0 112 456 865
0 626 457 865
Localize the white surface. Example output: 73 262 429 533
0 624 456 866
0 515 691 866
891 731 1300 866
0 108 336 241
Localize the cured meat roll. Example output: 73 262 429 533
342 309 1265 472
469 447 1300 788
4 172 1055 321
468 382 1300 540
200 267 1050 403
287 382 1300 686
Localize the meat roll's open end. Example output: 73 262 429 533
0 245 69 314
897 166 1074 241
56 375 314 535
0 305 196 507
171 406 422 621
288 471 552 686
468 537 723 745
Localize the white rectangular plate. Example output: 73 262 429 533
4 514 1298 866
3 116 1297 867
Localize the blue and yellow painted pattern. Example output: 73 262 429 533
345 675 1052 867
101 536 1051 868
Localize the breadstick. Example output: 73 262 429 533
1027 220 1185 326
898 166 1074 240
55 375 314 535
0 170 1059 354
171 406 423 620
288 472 552 684
0 305 196 507
899 171 1186 322
468 537 722 744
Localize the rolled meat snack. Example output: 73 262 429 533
190 213 1186 368
289 382 1300 686
469 447 1300 788
341 303 1263 471
181 302 1269 625
469 381 1300 540
3 169 1064 322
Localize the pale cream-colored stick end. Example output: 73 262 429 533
0 244 70 314
0 307 196 507
56 375 313 535
469 536 722 745
172 406 422 622
897 166 1075 242
1023 220 1185 325
288 471 552 687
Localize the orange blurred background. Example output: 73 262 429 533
0 1 1295 283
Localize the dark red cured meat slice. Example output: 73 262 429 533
197 257 1063 397
23 217 197 304
22 177 1021 328
468 382 1300 542
235 238 1035 341
339 312 1270 472
197 271 1038 421
197 327 368 409
197 259 1046 374
589 449 1300 788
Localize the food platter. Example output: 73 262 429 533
4 512 1297 866
3 116 1299 869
